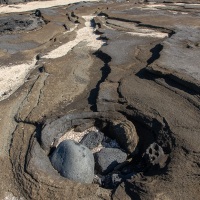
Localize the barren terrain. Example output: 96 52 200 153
0 0 199 199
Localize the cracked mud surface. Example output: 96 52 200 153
0 1 200 199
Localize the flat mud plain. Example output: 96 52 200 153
0 0 200 199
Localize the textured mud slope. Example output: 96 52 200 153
0 1 200 200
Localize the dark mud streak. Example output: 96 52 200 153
159 76 199 96
147 44 163 66
35 123 44 146
84 10 111 110
88 50 111 111
168 74 200 94
103 15 141 24
98 12 109 18
135 68 156 81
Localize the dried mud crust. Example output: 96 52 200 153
1 1 200 200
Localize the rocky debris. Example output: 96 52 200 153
67 11 80 24
50 140 95 184
0 14 44 34
144 143 168 168
35 9 42 18
77 129 122 152
95 148 127 174
41 112 127 153
101 173 123 189
111 174 123 187
101 136 121 149
53 126 99 148
80 131 104 149
95 160 136 189
134 143 169 173
49 126 129 184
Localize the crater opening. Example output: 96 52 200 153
32 112 172 189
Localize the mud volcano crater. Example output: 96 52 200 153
22 111 172 191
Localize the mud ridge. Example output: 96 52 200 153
99 12 175 35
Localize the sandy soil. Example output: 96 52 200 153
0 0 98 14
43 16 104 59
0 58 37 101
127 31 168 38
54 126 99 146
3 192 25 200
54 126 120 153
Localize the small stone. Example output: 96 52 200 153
80 131 104 150
111 173 123 187
138 143 169 171
101 173 123 189
50 140 94 183
145 143 168 168
95 148 127 175
93 174 102 185
35 9 42 17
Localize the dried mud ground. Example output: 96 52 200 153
0 1 200 200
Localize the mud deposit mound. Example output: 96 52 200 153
0 0 200 199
